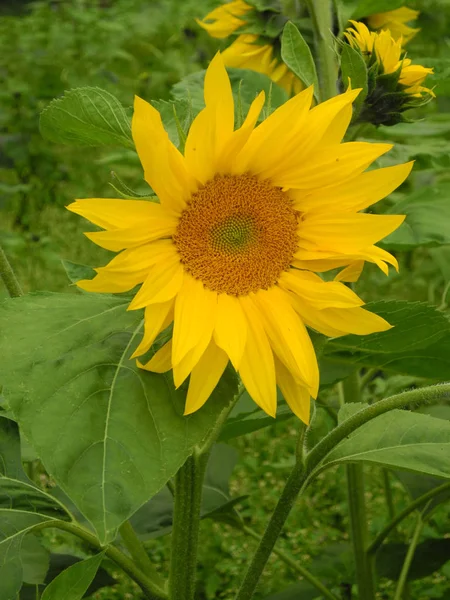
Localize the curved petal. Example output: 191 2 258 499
253 287 319 396
128 254 184 310
214 294 247 370
297 212 405 253
132 96 196 215
239 296 277 417
184 53 235 183
67 198 170 230
184 340 229 415
173 325 213 388
279 270 364 309
290 294 392 337
334 261 364 283
84 217 177 252
291 161 414 213
235 86 314 175
137 340 172 373
274 355 311 424
172 276 217 366
273 142 393 189
131 300 174 359
293 245 399 275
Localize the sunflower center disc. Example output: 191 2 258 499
173 174 299 296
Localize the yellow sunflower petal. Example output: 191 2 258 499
84 216 177 252
235 85 314 175
293 245 399 275
290 295 392 337
298 212 405 252
184 53 234 183
67 198 168 230
274 355 311 424
184 340 229 415
95 239 175 277
132 96 196 215
172 275 217 366
131 300 174 359
127 253 184 310
214 294 247 370
279 270 364 309
196 0 251 39
137 340 172 373
253 287 319 396
334 261 365 283
274 142 393 189
239 296 277 417
290 161 414 213
77 271 141 294
173 325 213 388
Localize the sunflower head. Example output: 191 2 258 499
344 21 434 126
366 6 420 44
68 53 412 423
198 1 303 95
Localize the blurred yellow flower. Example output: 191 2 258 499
197 0 303 95
345 21 434 98
68 54 411 423
367 6 419 44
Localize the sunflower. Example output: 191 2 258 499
345 21 434 99
366 6 419 44
197 1 303 95
68 53 411 423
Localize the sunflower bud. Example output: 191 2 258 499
344 21 434 126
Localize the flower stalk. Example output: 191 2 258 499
0 245 23 298
342 373 376 600
306 0 337 100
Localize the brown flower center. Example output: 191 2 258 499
173 174 299 296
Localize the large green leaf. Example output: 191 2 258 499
21 535 50 585
382 184 450 250
40 88 134 148
321 410 450 478
280 21 318 92
0 293 238 543
376 539 450 581
0 417 70 518
323 301 450 379
0 509 58 600
340 44 367 117
41 552 105 600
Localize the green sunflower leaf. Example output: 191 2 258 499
40 552 105 600
319 410 450 479
381 183 450 250
0 293 238 544
376 538 450 581
323 300 450 380
340 44 368 118
280 21 318 94
40 88 134 149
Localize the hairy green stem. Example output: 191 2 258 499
368 480 450 556
168 453 208 600
233 383 450 600
119 520 165 590
0 246 23 298
242 525 339 600
306 0 337 100
343 373 375 600
393 515 424 600
35 520 167 599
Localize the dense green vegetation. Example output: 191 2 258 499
1 1 450 599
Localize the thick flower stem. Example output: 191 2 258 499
235 461 308 600
119 520 166 590
168 452 208 600
0 246 23 298
306 0 337 100
343 373 375 600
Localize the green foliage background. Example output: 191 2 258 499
1 0 450 599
